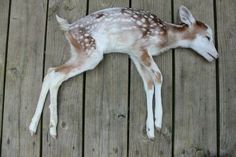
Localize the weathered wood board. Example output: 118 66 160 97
173 1 217 156
0 0 236 156
1 0 47 156
84 0 129 157
0 0 10 149
217 0 236 156
129 0 173 157
42 0 87 157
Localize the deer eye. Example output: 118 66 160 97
206 36 210 41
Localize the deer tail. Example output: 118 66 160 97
56 15 70 31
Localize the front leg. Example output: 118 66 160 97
154 75 163 130
131 56 155 139
135 50 163 130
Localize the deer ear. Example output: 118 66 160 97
178 5 196 26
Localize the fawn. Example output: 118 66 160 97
29 6 218 139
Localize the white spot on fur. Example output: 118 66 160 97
141 18 146 22
136 21 142 25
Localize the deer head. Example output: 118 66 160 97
177 6 218 61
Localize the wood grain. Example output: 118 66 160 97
1 0 236 156
42 0 87 157
129 0 173 157
84 0 129 157
217 0 236 156
1 0 47 156
0 0 10 148
173 1 217 156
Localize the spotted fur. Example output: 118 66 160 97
29 6 218 139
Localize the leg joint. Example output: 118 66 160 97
147 79 154 89
151 69 162 84
155 72 163 84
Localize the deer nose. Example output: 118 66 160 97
214 51 219 59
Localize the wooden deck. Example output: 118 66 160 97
0 0 235 156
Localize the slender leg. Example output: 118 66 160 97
43 70 67 138
136 50 163 130
131 56 155 139
29 52 103 137
154 79 163 130
49 82 60 138
29 73 51 135
47 54 103 138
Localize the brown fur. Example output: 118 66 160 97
182 29 196 40
95 13 104 19
195 21 208 29
55 64 75 74
168 21 208 41
140 50 151 66
157 34 169 49
155 72 162 84
66 32 81 50
183 21 208 40
147 80 153 89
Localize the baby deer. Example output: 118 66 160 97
29 6 218 139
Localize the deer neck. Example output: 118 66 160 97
159 23 191 52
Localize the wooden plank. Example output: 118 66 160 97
42 0 87 157
129 1 172 157
173 1 217 156
84 1 129 157
1 0 47 156
0 0 10 147
217 0 236 156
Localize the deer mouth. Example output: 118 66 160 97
207 52 217 60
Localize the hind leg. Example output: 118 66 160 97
29 51 103 137
47 53 103 138
47 70 64 138
29 72 52 135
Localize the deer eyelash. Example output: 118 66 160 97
206 36 210 41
